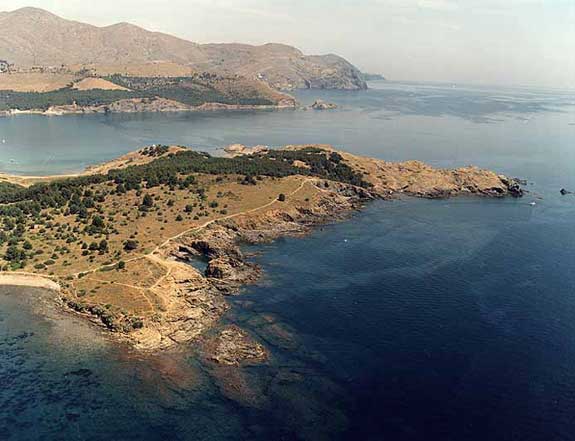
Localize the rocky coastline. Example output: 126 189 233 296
101 166 521 359
0 144 524 365
114 180 370 361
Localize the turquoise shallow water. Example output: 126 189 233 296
1 81 575 440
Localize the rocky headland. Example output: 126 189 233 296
0 144 523 364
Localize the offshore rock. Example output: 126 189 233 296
311 100 338 110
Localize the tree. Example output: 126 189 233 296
99 240 109 253
117 260 126 270
181 175 196 188
5 245 21 262
278 193 286 202
91 215 105 229
124 240 138 251
77 206 89 219
142 194 154 208
140 194 154 211
241 175 257 186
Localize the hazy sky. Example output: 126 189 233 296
3 0 575 88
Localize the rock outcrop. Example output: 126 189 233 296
128 180 365 352
202 326 268 366
223 144 270 157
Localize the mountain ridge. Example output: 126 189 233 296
0 7 368 90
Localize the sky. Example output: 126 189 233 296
2 0 575 88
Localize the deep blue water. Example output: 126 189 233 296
1 81 575 440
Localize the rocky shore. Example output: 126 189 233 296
124 179 368 359
117 156 522 358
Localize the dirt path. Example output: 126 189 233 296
150 176 314 256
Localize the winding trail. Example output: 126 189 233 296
150 177 314 256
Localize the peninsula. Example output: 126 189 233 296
0 145 523 362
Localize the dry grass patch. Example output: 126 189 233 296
92 258 167 288
0 73 77 92
72 77 130 91
71 277 154 315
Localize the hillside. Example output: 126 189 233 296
0 7 367 90
0 72 296 115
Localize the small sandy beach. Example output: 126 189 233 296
0 273 61 291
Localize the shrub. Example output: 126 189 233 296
124 240 139 251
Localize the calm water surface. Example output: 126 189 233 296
1 81 575 440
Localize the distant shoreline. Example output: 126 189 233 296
0 100 297 118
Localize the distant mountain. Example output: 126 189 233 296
0 7 367 90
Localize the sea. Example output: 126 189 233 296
1 81 575 440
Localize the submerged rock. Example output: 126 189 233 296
203 325 268 366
